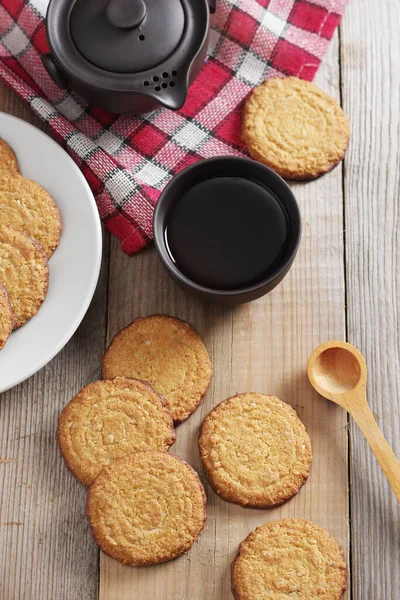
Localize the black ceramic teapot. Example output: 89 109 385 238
42 0 215 114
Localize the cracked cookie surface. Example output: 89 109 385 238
0 226 49 329
232 518 347 600
242 76 350 180
58 377 176 485
102 315 212 423
0 172 61 258
86 451 207 566
199 393 312 507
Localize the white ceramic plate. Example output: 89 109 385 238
0 113 102 393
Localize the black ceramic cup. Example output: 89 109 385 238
153 157 301 305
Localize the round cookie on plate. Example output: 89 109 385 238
0 283 13 351
0 226 49 329
0 172 61 258
58 377 176 485
86 451 207 566
102 315 212 423
0 138 19 174
242 76 350 181
199 393 312 507
232 518 347 600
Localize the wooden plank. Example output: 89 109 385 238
0 84 107 600
341 1 400 598
100 34 350 600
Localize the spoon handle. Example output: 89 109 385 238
349 397 400 502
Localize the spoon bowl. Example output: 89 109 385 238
308 340 400 502
308 341 366 405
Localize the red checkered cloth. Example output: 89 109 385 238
0 0 347 254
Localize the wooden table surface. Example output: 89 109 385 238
0 1 399 598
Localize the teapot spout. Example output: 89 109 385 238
157 81 188 111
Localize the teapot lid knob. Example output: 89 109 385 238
106 0 146 30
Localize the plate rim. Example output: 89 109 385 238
0 111 103 393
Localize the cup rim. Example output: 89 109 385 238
153 156 302 297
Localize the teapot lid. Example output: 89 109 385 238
70 0 185 73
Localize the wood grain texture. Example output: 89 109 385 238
0 84 106 600
341 1 400 598
100 35 350 600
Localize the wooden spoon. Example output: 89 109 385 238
308 340 400 502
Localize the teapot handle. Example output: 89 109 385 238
207 0 216 14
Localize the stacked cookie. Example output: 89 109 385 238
102 314 212 423
0 139 61 350
58 315 212 565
